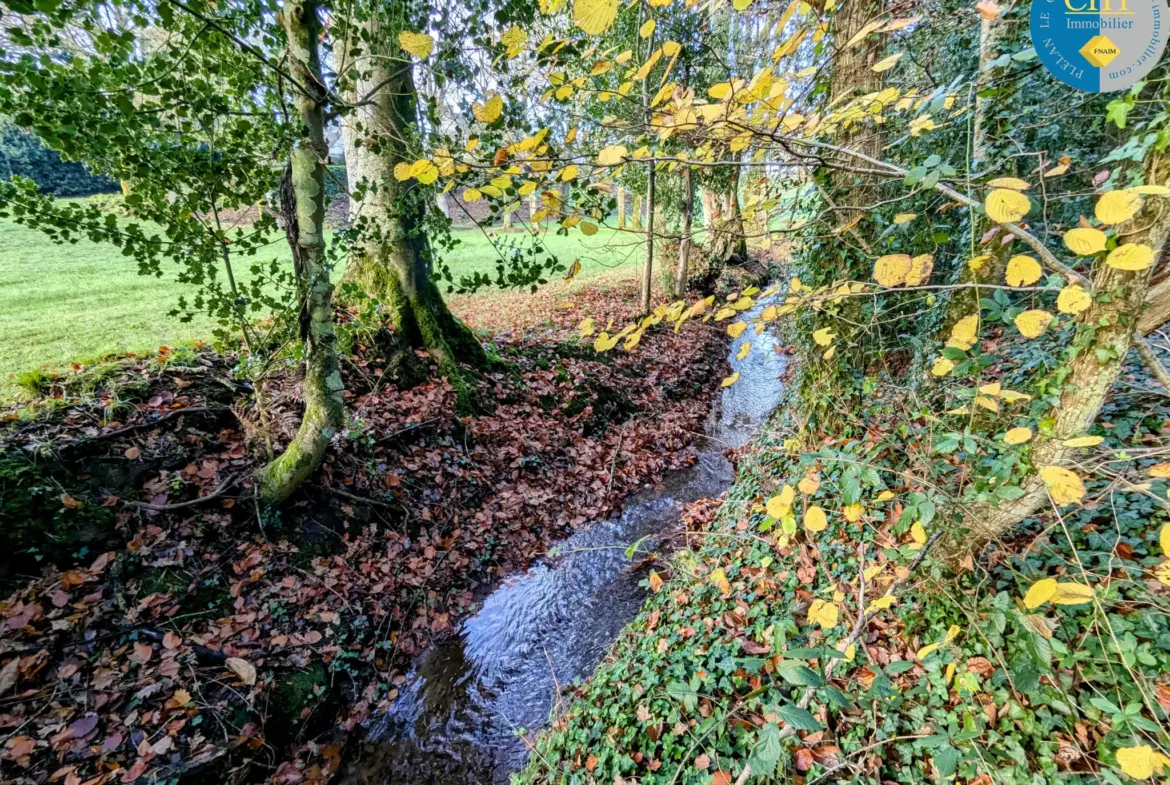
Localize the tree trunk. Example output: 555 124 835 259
257 0 345 504
674 166 694 298
632 193 643 230
829 0 885 196
954 157 1170 557
641 160 655 314
617 186 626 229
942 9 1009 330
702 170 747 262
339 17 486 411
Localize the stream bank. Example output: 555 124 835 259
339 296 789 785
0 281 730 785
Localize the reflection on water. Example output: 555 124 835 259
341 298 787 785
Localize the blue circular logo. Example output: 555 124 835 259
1031 0 1168 92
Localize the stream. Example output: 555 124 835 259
341 300 787 785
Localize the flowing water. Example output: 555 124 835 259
341 301 787 785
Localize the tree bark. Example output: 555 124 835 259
674 166 694 298
701 170 747 262
828 0 884 204
954 156 1170 557
617 186 626 229
642 160 655 314
257 0 345 504
339 16 486 411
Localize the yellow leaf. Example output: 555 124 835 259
1116 745 1156 780
871 52 902 72
648 570 664 592
1063 435 1103 448
580 221 598 236
411 159 439 184
812 327 835 346
560 164 579 181
948 314 979 351
931 357 955 377
1106 243 1155 271
906 254 934 286
866 595 895 614
945 624 961 642
736 341 750 360
638 18 655 37
1005 255 1042 286
472 94 504 123
500 25 527 57
798 474 820 495
874 254 912 287
1132 184 1170 195
662 40 681 57
968 254 991 272
1057 285 1092 314
721 372 740 387
728 321 748 338
1051 581 1093 605
916 642 940 660
463 188 483 202
708 82 731 100
578 317 596 338
807 598 838 629
1004 427 1033 445
594 332 620 351
710 566 731 596
823 346 836 361
841 642 856 661
842 503 863 522
1096 190 1143 225
1023 578 1057 608
1063 227 1107 256
732 0 753 10
596 144 628 166
1039 465 1085 505
987 176 1030 190
766 486 795 518
999 388 1033 402
893 212 916 224
398 30 435 59
574 0 620 34
1160 522 1170 558
876 491 896 501
1150 463 1170 478
985 188 1031 223
804 505 828 532
908 521 927 549
1014 309 1053 339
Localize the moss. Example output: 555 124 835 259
265 662 337 747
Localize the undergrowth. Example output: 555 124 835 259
517 359 1170 785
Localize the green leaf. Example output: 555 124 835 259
775 661 824 687
747 723 782 778
776 703 822 731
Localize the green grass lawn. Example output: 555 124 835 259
0 213 639 398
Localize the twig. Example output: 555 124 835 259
607 426 626 495
124 475 239 511
1136 336 1170 394
324 485 401 509
375 418 439 445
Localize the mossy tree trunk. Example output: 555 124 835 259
953 156 1170 558
257 0 345 504
339 16 487 411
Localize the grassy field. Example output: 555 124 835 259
0 213 643 398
